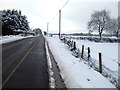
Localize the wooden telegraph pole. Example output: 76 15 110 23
59 10 61 38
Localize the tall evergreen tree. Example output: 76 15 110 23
2 9 30 35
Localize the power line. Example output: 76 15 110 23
61 0 70 10
47 0 70 34
49 12 58 23
48 0 70 23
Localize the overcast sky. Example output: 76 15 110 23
0 0 119 33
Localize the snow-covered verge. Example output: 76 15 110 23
46 37 116 88
60 36 118 88
0 35 35 44
45 41 55 88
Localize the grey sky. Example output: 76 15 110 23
0 0 118 33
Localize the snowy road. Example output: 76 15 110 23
2 35 49 88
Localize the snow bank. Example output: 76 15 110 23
45 42 55 88
46 37 116 88
0 35 35 44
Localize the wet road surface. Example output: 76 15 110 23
2 35 49 88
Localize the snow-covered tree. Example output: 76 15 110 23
33 28 42 36
2 9 30 35
88 9 111 40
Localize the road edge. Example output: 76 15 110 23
45 40 55 88
45 37 66 88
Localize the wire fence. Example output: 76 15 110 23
60 36 119 88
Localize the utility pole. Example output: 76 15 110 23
47 23 49 35
59 10 61 38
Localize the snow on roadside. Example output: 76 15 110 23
45 41 55 88
46 37 116 88
0 35 35 44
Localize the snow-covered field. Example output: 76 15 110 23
0 35 35 44
46 36 116 88
73 39 118 87
74 39 118 72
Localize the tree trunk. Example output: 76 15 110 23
99 32 102 40
98 25 102 40
99 27 103 40
117 31 119 38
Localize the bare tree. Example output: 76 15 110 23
107 17 120 37
88 9 111 40
117 16 120 37
107 18 118 37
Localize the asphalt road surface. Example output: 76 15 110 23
2 35 49 88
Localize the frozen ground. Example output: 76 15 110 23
0 35 35 44
60 35 118 87
74 39 118 72
46 37 116 88
73 39 118 86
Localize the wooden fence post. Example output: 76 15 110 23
88 47 90 60
81 45 84 58
71 40 73 47
73 41 76 50
99 53 102 73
